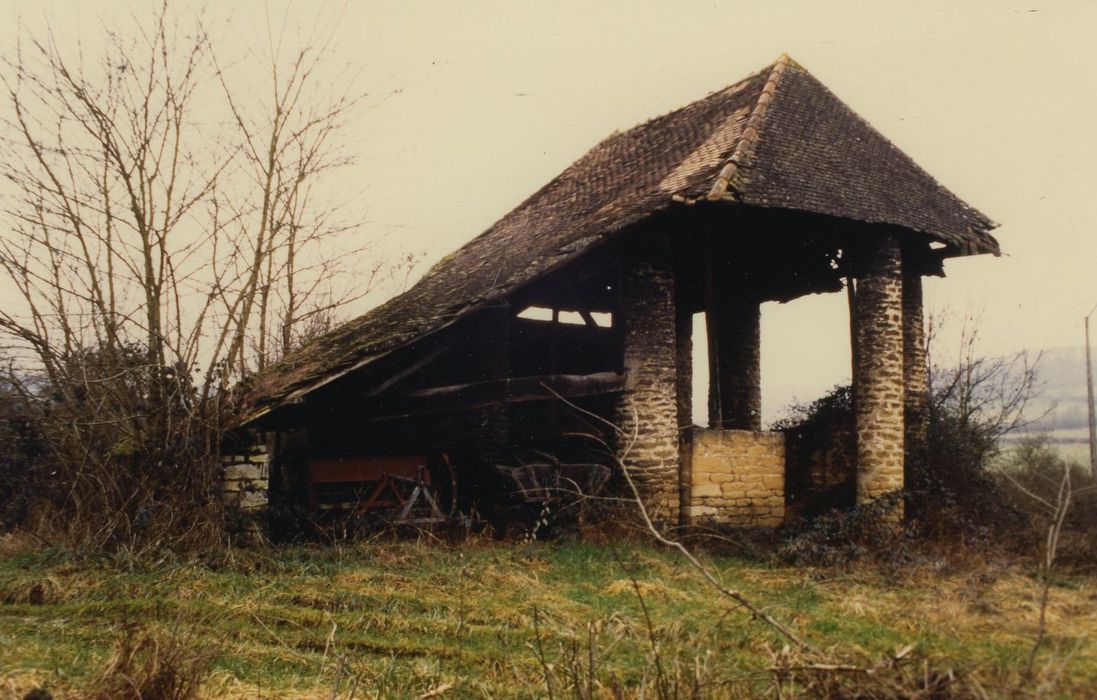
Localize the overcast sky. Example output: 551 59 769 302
4 0 1096 422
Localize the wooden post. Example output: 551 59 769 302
1087 314 1096 478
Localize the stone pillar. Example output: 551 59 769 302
676 303 694 524
614 233 681 521
902 271 928 455
706 292 762 431
853 234 905 505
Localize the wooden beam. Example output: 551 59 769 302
396 371 626 405
366 344 450 396
260 371 629 427
704 230 723 428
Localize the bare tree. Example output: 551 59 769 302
926 310 1047 441
209 11 392 377
0 3 398 551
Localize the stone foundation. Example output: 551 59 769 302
686 428 785 527
222 444 270 512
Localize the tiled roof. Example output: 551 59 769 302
243 55 998 421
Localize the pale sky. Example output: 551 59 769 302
4 0 1096 422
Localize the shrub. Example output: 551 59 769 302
778 492 907 568
773 385 857 519
902 385 1019 542
999 435 1097 569
79 626 209 700
777 371 1034 561
0 346 226 555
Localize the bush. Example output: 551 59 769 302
779 492 908 568
903 391 1018 542
999 435 1097 569
0 379 47 531
777 376 1032 561
0 345 226 555
774 385 857 520
79 626 209 700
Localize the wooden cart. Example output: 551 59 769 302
306 454 454 535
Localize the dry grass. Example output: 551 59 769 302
0 533 42 558
0 541 1094 698
76 626 208 700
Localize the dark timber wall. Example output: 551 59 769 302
707 293 762 431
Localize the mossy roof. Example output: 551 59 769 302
243 55 998 422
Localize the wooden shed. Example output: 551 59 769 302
233 55 999 533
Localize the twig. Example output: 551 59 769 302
531 605 556 700
1024 465 1072 677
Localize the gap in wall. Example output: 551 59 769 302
760 292 852 427
691 312 709 427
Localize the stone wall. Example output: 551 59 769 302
675 306 695 523
686 428 785 527
222 443 270 512
853 234 905 504
614 233 681 521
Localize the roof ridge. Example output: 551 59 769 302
705 53 792 201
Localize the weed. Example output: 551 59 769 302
77 625 209 700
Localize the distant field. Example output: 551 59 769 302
1001 429 1091 465
2 540 1095 698
1052 442 1091 464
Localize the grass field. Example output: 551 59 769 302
1 538 1095 698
